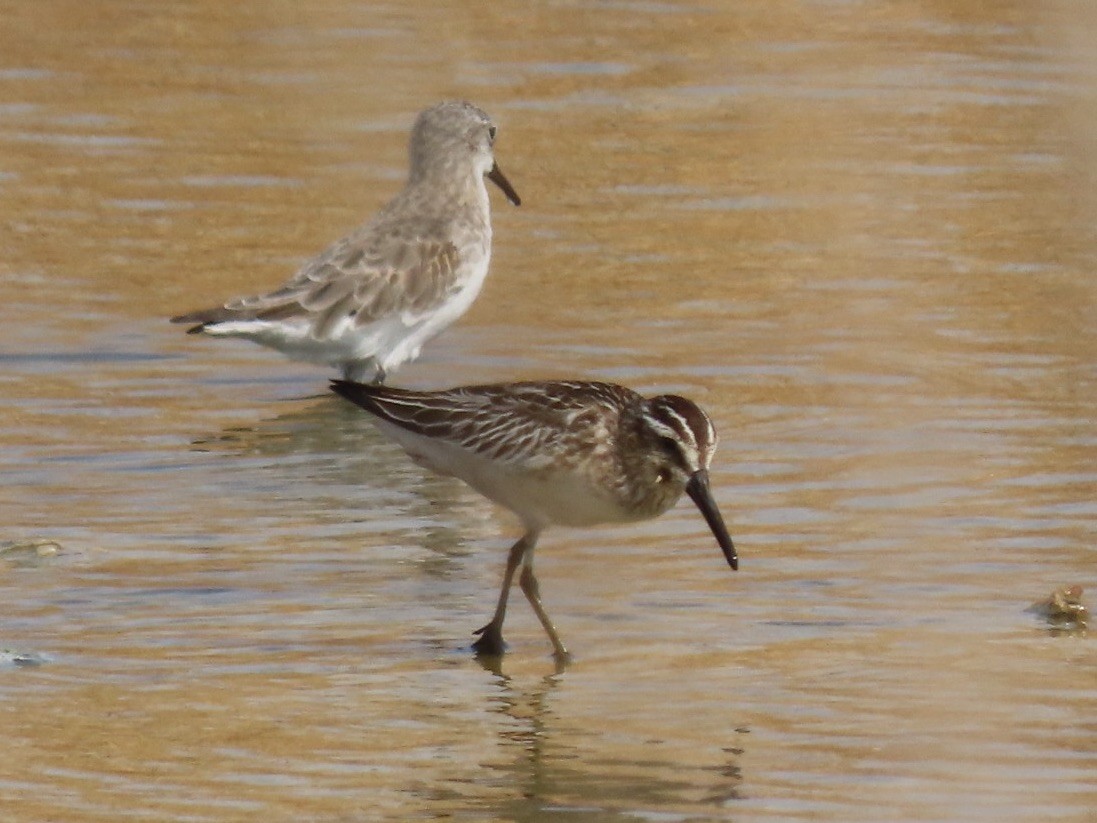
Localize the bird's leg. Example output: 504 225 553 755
519 557 569 660
472 531 536 656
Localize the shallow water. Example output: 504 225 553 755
1 1 1095 821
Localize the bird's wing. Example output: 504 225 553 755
174 219 462 337
332 381 629 471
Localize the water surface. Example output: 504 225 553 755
1 1 1095 821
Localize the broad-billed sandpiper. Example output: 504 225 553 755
172 101 520 383
331 379 738 659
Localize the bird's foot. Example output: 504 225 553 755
550 650 572 674
472 622 506 656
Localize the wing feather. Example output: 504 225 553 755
332 381 637 471
173 217 463 335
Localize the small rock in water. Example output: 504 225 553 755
0 538 62 564
1029 585 1088 628
0 649 50 667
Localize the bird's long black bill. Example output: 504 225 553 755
487 162 521 206
686 470 738 571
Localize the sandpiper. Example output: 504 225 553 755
331 379 738 659
172 101 521 383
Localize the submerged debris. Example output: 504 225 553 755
1029 585 1088 631
0 649 50 667
0 539 62 565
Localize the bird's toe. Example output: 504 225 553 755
471 623 506 656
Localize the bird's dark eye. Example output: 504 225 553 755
657 435 679 457
656 467 673 484
488 125 497 142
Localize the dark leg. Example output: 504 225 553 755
473 531 537 656
519 559 569 660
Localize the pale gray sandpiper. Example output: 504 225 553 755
172 101 521 383
331 379 738 659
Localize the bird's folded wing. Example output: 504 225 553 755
219 227 461 338
360 385 620 472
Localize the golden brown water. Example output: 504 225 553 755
1 1 1095 820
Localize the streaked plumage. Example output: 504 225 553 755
172 101 520 383
331 379 738 659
